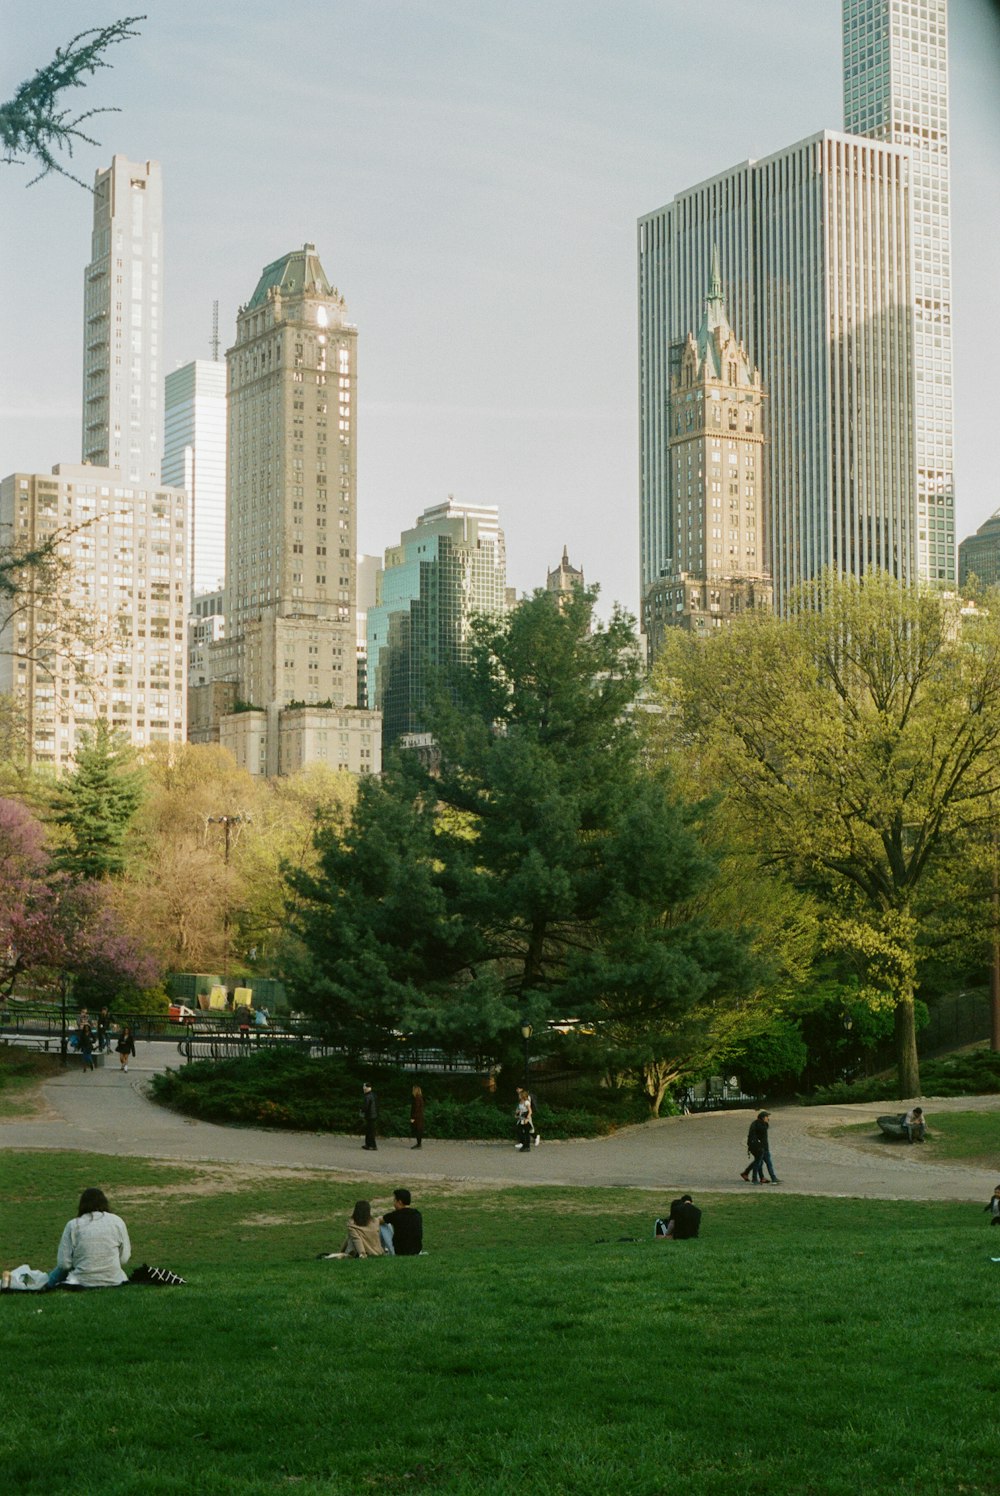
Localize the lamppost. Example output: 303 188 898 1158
207 813 250 993
520 1018 532 1090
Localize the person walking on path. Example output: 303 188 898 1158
742 1112 768 1183
360 1083 378 1151
753 1110 779 1183
514 1088 534 1152
115 1025 136 1073
77 1023 96 1073
410 1085 425 1150
96 1007 112 1053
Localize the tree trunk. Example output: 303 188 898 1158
895 993 920 1098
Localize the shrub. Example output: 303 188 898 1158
150 1051 640 1138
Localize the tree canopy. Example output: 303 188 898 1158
653 571 1000 1096
288 589 753 1104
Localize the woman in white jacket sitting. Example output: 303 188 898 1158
53 1187 131 1288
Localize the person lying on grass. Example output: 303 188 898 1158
51 1187 131 1288
321 1200 386 1259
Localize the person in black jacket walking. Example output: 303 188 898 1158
742 1112 769 1183
360 1083 378 1151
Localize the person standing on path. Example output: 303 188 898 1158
361 1083 378 1151
410 1085 425 1150
96 1007 112 1053
115 1025 136 1072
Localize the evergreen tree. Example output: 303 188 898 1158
52 720 145 880
288 589 753 1092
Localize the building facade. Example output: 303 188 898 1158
639 131 915 613
0 464 187 767
958 513 1000 590
844 0 955 582
163 359 227 600
82 156 164 484
546 546 584 602
367 501 508 745
642 254 772 656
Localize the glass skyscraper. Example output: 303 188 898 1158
843 0 954 582
163 359 227 601
640 1 954 613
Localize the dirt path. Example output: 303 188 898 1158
1 1044 997 1201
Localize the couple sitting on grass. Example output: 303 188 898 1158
322 1189 423 1259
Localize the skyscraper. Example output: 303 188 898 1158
82 156 163 484
642 253 771 654
163 359 227 600
843 0 955 582
640 132 914 614
0 464 188 766
639 1 951 613
367 500 508 745
206 244 379 776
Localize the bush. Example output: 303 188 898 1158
801 1046 1000 1105
150 1050 640 1138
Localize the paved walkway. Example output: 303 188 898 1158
2 1043 998 1201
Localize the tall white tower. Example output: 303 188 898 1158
843 0 955 583
82 156 164 484
163 359 227 600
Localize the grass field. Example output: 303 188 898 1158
2 1152 1000 1495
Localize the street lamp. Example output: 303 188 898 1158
520 1018 532 1090
207 813 251 993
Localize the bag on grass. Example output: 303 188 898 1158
129 1263 186 1286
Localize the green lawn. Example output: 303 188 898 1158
840 1109 1000 1168
2 1153 999 1494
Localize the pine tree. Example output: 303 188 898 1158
52 720 145 880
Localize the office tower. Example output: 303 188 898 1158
0 465 187 766
642 256 772 655
640 130 915 616
82 156 164 483
958 514 1000 589
844 0 955 582
204 244 380 776
163 360 227 600
367 500 508 745
355 553 380 709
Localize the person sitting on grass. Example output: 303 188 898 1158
984 1185 1000 1226
321 1200 385 1259
664 1194 702 1240
51 1187 131 1288
380 1189 423 1256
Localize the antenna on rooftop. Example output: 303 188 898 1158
211 300 220 361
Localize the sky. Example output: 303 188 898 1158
1 0 998 616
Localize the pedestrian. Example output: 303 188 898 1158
984 1185 1000 1226
742 1111 777 1183
380 1188 423 1256
236 1004 252 1041
360 1082 378 1151
96 1007 112 1052
77 1023 96 1073
514 1087 534 1152
903 1105 926 1143
116 1024 136 1072
410 1085 425 1150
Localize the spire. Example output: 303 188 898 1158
695 246 733 374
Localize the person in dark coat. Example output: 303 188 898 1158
361 1083 378 1151
77 1023 96 1072
666 1195 702 1239
742 1112 768 1183
115 1025 136 1073
410 1085 425 1150
984 1185 1000 1225
380 1189 423 1255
